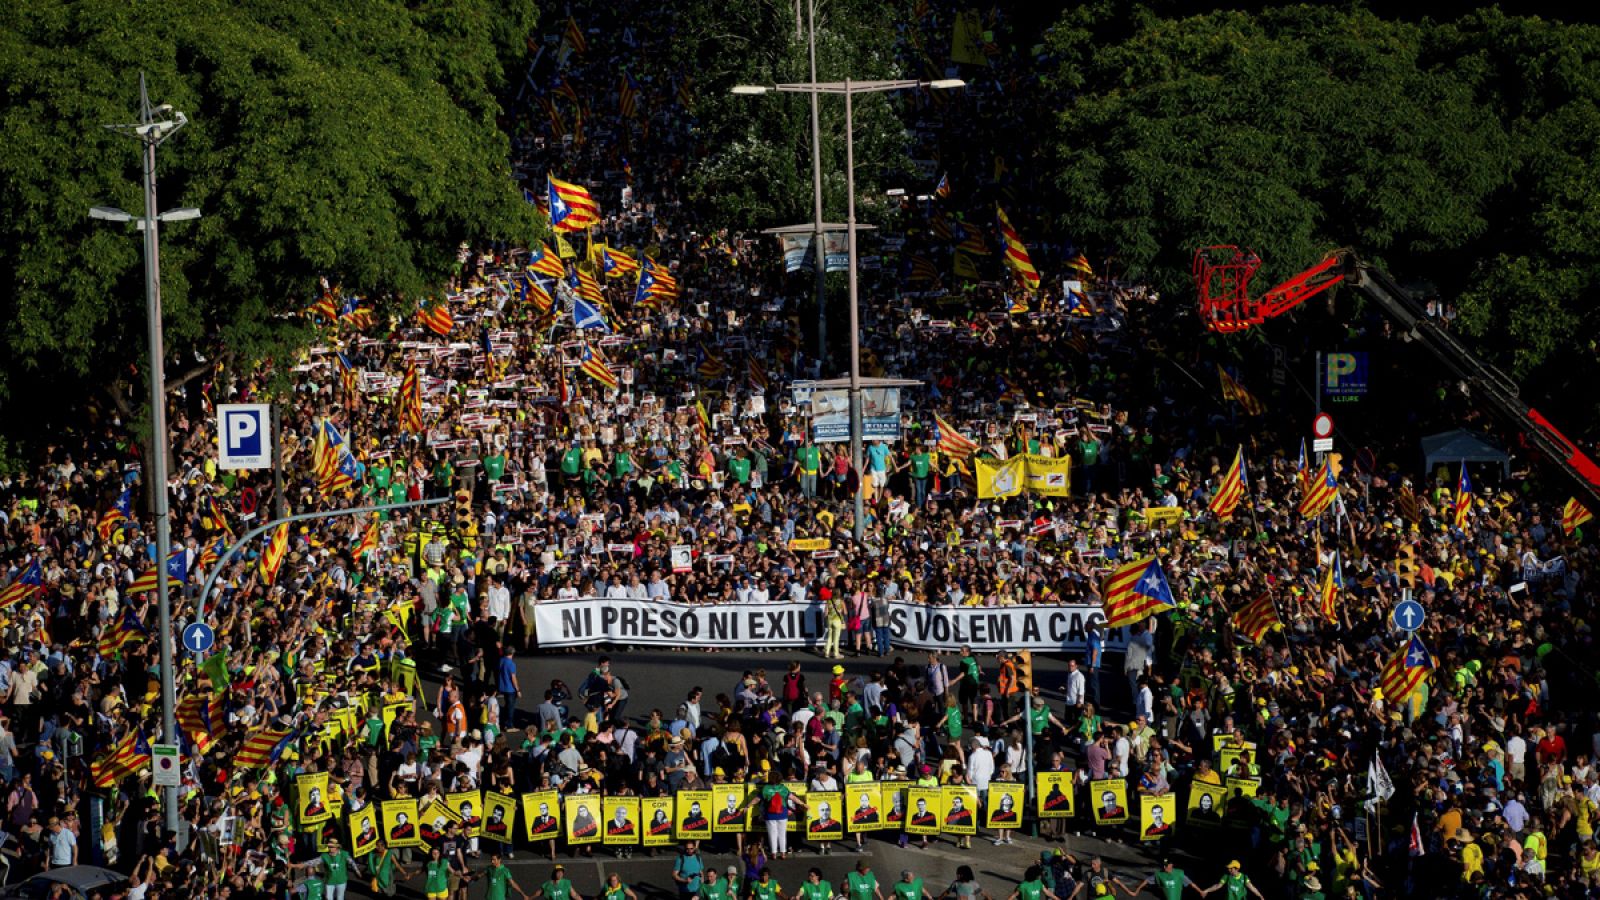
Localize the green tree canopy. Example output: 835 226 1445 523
1044 4 1600 400
0 0 540 420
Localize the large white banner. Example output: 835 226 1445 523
531 599 1123 653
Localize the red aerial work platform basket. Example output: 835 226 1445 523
1194 245 1346 333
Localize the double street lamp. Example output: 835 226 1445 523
734 77 963 542
89 74 200 849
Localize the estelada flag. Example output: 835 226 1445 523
1231 593 1281 643
1217 365 1265 416
1319 551 1343 623
1101 557 1176 629
1563 498 1594 534
0 559 44 610
1299 460 1338 518
580 345 620 391
235 725 296 769
1453 463 1472 529
1208 446 1246 519
547 175 601 232
91 728 151 788
529 244 566 278
1379 635 1433 706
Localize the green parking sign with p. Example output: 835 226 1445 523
1323 352 1368 400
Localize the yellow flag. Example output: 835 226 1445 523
556 234 578 259
976 456 1024 499
1022 454 1071 496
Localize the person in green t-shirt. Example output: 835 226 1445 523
482 451 507 483
700 868 733 900
432 457 455 493
842 861 883 900
599 873 636 900
797 441 821 498
535 864 583 900
482 852 528 900
893 870 931 900
750 870 783 900
366 841 410 897
292 836 360 900
1116 859 1197 900
799 869 833 900
1006 867 1058 900
561 446 584 478
1204 861 1266 900
423 847 452 900
899 448 931 507
729 452 752 486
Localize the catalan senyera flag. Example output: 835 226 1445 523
995 205 1041 293
127 549 189 595
1563 498 1594 535
602 245 640 279
1379 635 1433 706
1008 295 1029 315
934 413 979 458
1208 447 1247 519
1066 253 1095 277
747 357 770 392
1299 460 1339 518
399 365 425 433
235 724 297 770
91 728 151 788
418 303 453 337
308 291 337 321
1320 551 1343 623
562 15 587 55
1217 366 1266 416
548 175 601 232
1453 463 1472 529
695 401 712 445
259 522 290 584
1101 557 1177 629
1231 593 1281 643
696 345 727 379
579 345 621 391
97 608 147 658
529 244 567 278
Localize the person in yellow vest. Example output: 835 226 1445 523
1455 829 1483 884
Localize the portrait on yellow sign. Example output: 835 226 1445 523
297 772 332 826
481 792 517 843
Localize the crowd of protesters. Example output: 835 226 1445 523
0 2 1597 900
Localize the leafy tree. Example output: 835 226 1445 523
668 0 912 229
0 0 541 427
1044 5 1513 301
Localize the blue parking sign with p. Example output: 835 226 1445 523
1323 352 1369 399
218 404 272 470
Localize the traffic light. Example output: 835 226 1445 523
454 488 473 529
1015 650 1033 692
1395 544 1418 589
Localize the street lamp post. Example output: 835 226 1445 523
89 73 200 849
732 78 964 542
803 0 827 370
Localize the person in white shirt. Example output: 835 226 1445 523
605 580 630 600
749 580 771 603
1064 659 1086 710
966 736 995 796
485 577 512 630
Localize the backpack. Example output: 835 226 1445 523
783 672 804 702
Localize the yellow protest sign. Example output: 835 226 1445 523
846 783 884 832
521 791 560 842
976 456 1024 499
905 787 942 835
482 792 517 843
349 805 380 857
643 797 676 846
381 798 422 848
1143 506 1184 526
987 782 1025 830
1089 778 1130 825
675 790 713 840
297 772 332 826
788 537 831 552
1022 454 1071 496
940 785 978 835
603 797 641 845
806 790 844 841
564 794 602 845
1036 772 1075 818
1140 794 1177 840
